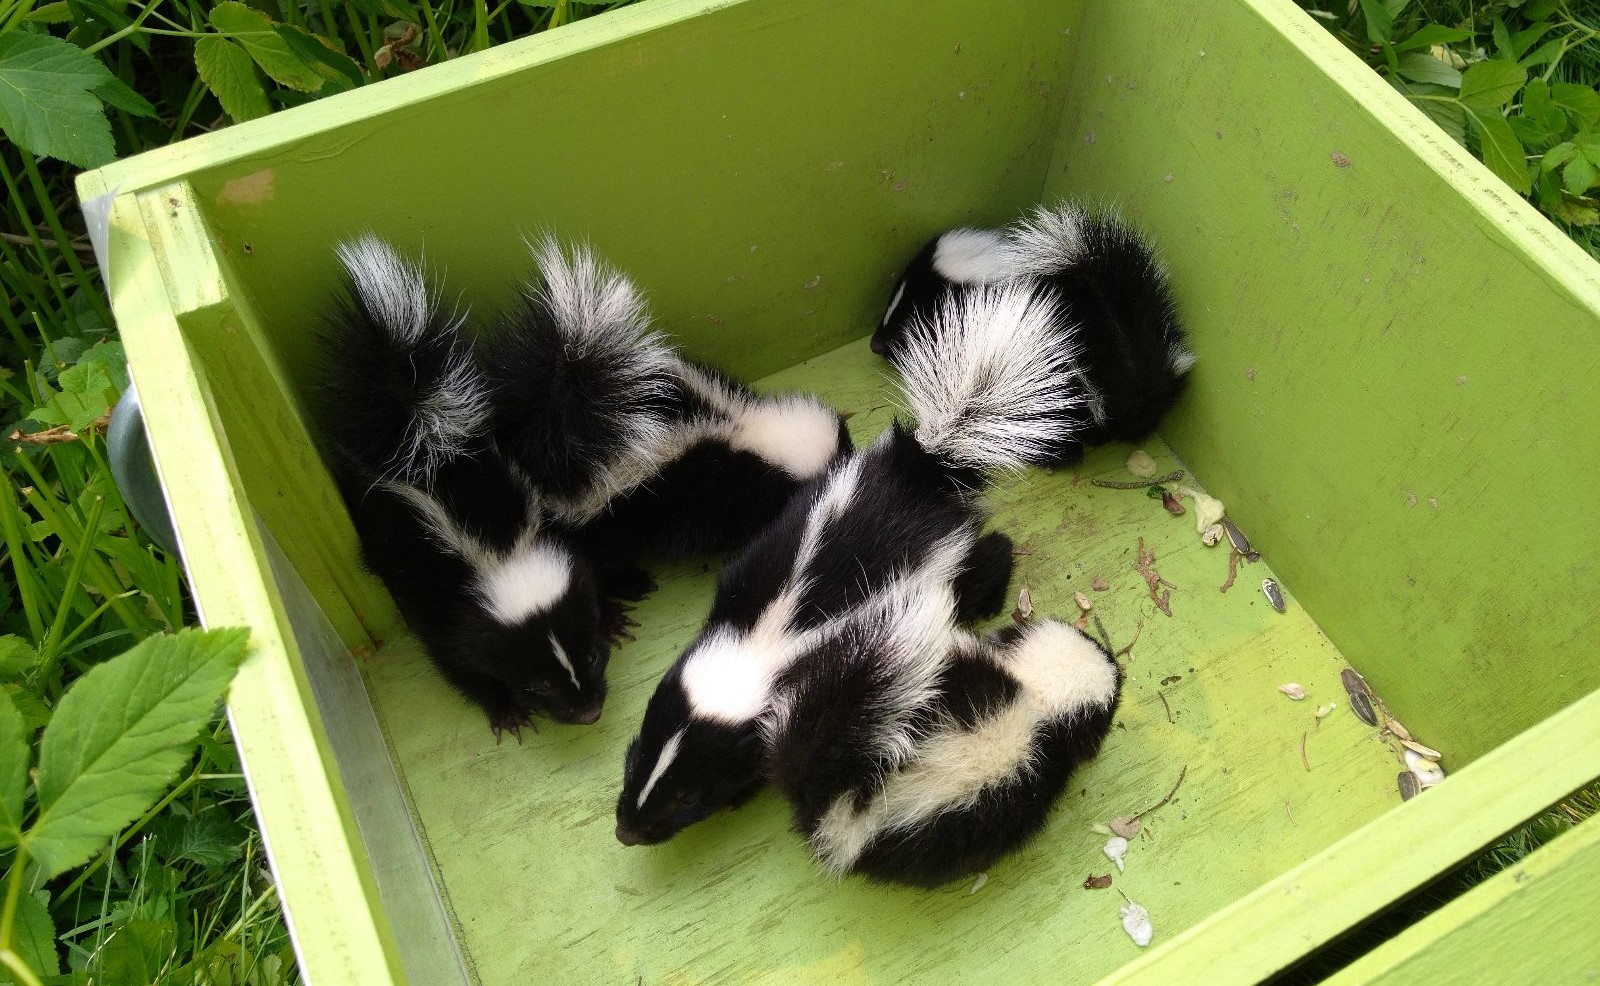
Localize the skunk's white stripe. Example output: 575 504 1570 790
549 632 580 690
728 397 841 481
1006 202 1090 278
882 279 908 327
1168 342 1197 375
932 228 1017 285
899 285 1087 473
337 235 433 346
476 543 572 625
636 727 686 808
372 479 486 567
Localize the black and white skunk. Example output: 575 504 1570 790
765 614 1122 888
315 236 615 735
874 202 1195 464
479 238 853 564
614 283 1081 846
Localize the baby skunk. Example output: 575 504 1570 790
765 613 1122 888
478 238 852 565
874 202 1195 464
614 283 1082 846
315 236 613 736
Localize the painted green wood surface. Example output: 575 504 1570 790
360 338 1404 985
1040 0 1600 766
72 176 406 984
1330 813 1600 984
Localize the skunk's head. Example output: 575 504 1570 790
615 651 767 845
458 540 611 725
873 228 1016 359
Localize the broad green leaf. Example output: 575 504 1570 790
1543 141 1577 172
1554 196 1600 225
1552 82 1600 130
1396 53 1460 88
194 36 270 123
31 358 118 431
1535 166 1564 210
1466 104 1532 193
1522 79 1566 136
1565 155 1599 195
24 1 73 22
97 917 177 983
1393 24 1471 53
209 1 324 93
1458 60 1526 110
93 75 157 119
0 634 36 675
1491 18 1515 59
2 684 51 732
0 33 115 169
1524 0 1559 17
9 891 61 978
28 627 249 879
272 25 363 89
1411 94 1467 142
72 0 153 53
1357 0 1393 43
1519 38 1563 69
1511 22 1553 60
0 690 28 851
166 810 246 867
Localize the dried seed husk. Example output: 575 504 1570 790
1084 873 1113 890
1126 450 1159 478
1108 815 1142 838
1278 682 1307 701
1075 591 1093 612
1398 770 1421 801
1386 718 1413 742
1404 749 1445 786
1201 523 1225 547
1399 739 1442 761
1012 587 1034 623
1221 517 1253 555
1349 690 1377 726
1261 578 1286 613
1315 702 1337 719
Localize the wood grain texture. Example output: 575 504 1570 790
362 338 1402 985
1040 0 1600 765
1329 813 1600 984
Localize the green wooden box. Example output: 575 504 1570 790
78 0 1600 981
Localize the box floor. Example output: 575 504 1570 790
361 338 1403 985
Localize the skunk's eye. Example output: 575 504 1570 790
527 683 556 697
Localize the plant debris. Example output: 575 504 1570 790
1404 749 1446 787
1160 674 1181 686
970 872 988 894
1120 899 1154 947
1201 523 1225 547
1220 549 1240 593
1300 731 1311 772
1092 577 1111 592
1261 578 1286 613
1104 836 1129 872
1157 690 1173 723
1126 450 1159 477
1084 873 1113 890
1091 470 1185 490
1315 702 1337 720
1012 587 1034 624
1114 618 1145 659
1278 682 1307 701
1134 538 1173 616
1397 770 1421 801
1074 591 1094 613
1399 739 1442 760
1108 815 1142 839
1221 518 1259 559
1341 668 1378 726
1386 718 1413 742
1161 490 1186 515
1185 489 1226 532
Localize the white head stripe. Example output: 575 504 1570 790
636 728 687 808
549 632 580 690
882 280 907 327
476 544 572 625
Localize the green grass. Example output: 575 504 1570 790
0 0 1596 980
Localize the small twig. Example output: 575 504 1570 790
1091 470 1185 490
1 229 97 256
1157 690 1174 724
1134 764 1188 820
1219 549 1240 593
1284 802 1295 824
1300 732 1310 772
1134 539 1174 616
1114 617 1145 658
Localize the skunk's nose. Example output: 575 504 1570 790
572 704 602 725
615 822 641 846
869 334 887 355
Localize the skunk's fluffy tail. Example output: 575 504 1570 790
320 235 489 485
481 237 678 507
1011 205 1194 439
897 284 1087 474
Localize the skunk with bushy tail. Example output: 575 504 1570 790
875 202 1194 463
614 283 1086 846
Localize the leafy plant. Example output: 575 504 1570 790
0 627 249 984
1303 0 1600 251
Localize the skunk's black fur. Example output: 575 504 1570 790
314 236 613 735
874 203 1195 465
615 284 1079 847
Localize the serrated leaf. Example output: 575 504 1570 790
1396 53 1461 88
1524 0 1559 17
0 690 28 851
2 684 51 732
1412 94 1467 142
31 358 118 431
0 634 36 675
194 35 270 123
1554 196 1600 225
1522 79 1566 138
1519 38 1563 69
168 810 246 867
1466 104 1532 193
10 891 61 977
28 627 249 879
1552 83 1600 130
24 1 73 22
1357 0 1393 43
1393 24 1471 53
1511 22 1553 61
1543 141 1578 172
0 33 116 168
1563 155 1598 195
93 75 157 119
272 25 363 89
209 1 324 93
1459 60 1526 110
97 916 177 983
1491 18 1515 59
